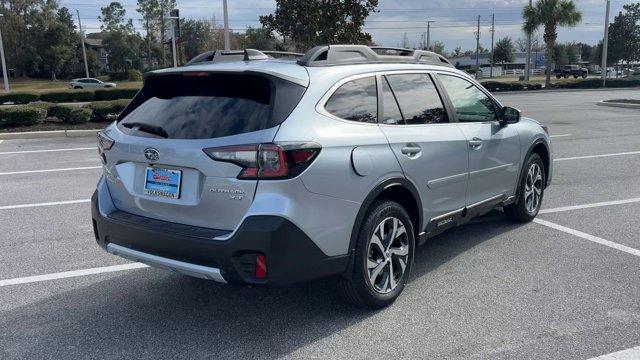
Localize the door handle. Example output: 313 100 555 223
468 138 483 150
401 144 421 156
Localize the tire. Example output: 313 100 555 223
582 73 588 79
74 86 83 89
556 75 562 79
573 75 579 79
338 200 415 309
504 153 545 222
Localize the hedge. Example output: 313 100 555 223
40 90 94 103
0 106 47 128
93 88 140 101
482 78 640 92
85 99 130 122
0 92 40 104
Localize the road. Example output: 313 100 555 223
1 88 639 359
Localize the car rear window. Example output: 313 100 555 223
118 73 305 139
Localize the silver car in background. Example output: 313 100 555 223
68 78 116 89
92 45 552 308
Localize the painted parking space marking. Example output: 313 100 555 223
0 199 90 211
550 134 571 138
587 345 640 360
540 197 640 214
0 166 101 176
555 150 640 162
0 147 95 155
0 263 148 287
534 218 640 257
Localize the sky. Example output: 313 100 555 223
65 0 638 52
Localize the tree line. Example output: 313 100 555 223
0 0 636 82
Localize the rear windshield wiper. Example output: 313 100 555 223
122 122 169 138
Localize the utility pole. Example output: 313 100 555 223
602 0 611 86
76 10 89 78
168 12 179 67
475 15 481 78
524 0 532 84
0 14 9 92
490 14 495 78
426 20 435 51
223 0 230 50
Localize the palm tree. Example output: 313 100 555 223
523 0 582 87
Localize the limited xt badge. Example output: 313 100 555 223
437 217 454 227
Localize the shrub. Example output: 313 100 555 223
85 99 130 122
97 75 111 82
40 90 94 103
481 81 512 92
47 104 93 124
509 82 524 91
0 92 40 104
127 69 143 81
67 108 93 124
526 83 543 90
0 106 47 128
93 88 139 101
47 104 75 121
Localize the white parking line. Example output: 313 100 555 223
587 345 640 360
540 197 640 214
0 147 95 155
0 140 4 144
555 150 640 162
550 134 571 138
0 263 149 287
534 218 640 257
0 199 90 211
0 166 101 176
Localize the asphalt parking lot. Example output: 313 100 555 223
1 88 639 359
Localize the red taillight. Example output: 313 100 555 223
203 142 320 180
255 254 267 279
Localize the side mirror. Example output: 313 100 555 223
501 106 521 125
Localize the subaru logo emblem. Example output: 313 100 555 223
144 148 160 162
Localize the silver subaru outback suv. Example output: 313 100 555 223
92 45 552 308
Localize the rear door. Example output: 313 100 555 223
103 72 306 230
436 73 520 213
377 72 469 233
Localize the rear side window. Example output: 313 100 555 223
381 77 403 125
118 73 305 139
324 77 377 123
385 73 448 124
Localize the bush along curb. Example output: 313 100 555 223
480 78 640 92
0 88 140 105
0 99 129 130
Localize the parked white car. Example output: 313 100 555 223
68 78 116 89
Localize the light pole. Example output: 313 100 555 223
77 10 89 78
223 0 230 50
0 14 9 92
524 0 532 84
601 0 611 86
168 13 179 67
426 20 435 51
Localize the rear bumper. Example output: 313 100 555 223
91 191 349 285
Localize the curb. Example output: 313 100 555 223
0 129 100 140
495 86 640 95
595 101 640 109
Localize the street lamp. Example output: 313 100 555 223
168 11 179 68
0 14 10 92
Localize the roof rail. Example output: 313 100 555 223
297 45 453 68
185 49 303 66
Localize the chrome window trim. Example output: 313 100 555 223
317 69 460 127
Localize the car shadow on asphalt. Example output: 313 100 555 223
1 211 524 359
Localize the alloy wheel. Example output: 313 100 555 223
366 217 410 294
524 163 543 214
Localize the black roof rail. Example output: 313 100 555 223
297 45 453 68
185 49 303 66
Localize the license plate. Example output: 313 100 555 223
144 167 182 199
